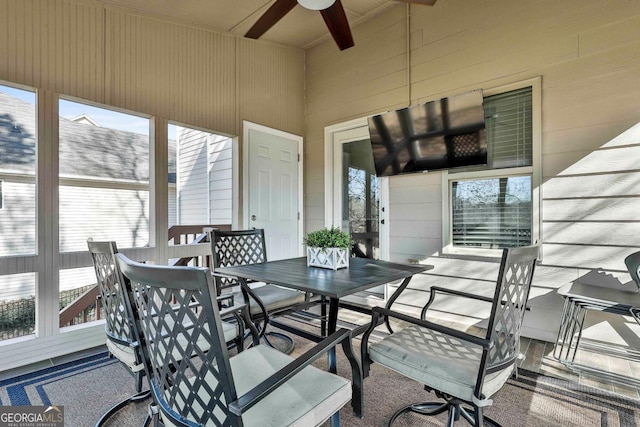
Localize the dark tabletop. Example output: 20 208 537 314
216 257 432 299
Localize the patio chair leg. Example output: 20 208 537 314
95 389 151 427
263 331 296 354
329 410 340 427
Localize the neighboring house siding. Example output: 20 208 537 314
0 180 36 257
177 127 209 224
168 185 177 227
306 1 640 342
209 135 233 224
59 185 150 252
176 128 233 226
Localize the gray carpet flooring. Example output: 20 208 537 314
2 330 640 427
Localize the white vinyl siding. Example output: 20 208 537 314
176 129 233 226
59 185 150 252
177 127 209 224
168 185 177 227
209 135 233 224
312 2 640 343
0 180 36 256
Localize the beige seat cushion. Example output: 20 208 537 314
163 345 351 427
369 324 513 406
233 283 306 317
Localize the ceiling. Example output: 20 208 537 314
97 0 411 50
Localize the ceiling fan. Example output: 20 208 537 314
245 0 437 51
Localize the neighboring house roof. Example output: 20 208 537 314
69 114 101 127
0 91 176 182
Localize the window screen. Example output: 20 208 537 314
451 87 533 249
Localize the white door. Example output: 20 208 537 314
331 124 389 296
244 122 303 261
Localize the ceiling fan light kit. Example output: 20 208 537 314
297 0 336 10
246 0 436 51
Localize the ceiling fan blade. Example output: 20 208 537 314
320 0 354 51
245 0 298 39
394 0 437 5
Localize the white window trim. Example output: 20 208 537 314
441 77 542 258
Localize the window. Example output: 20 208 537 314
58 98 150 252
443 78 540 255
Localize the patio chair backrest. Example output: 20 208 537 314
209 228 267 291
87 239 147 394
87 240 133 349
485 245 539 372
624 251 640 291
116 253 240 426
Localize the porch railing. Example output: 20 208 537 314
58 224 231 328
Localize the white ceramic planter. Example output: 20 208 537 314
306 247 349 270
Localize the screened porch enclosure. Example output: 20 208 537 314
0 87 234 342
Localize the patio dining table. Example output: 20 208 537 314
215 256 432 373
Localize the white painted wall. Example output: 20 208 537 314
308 0 640 342
0 0 304 370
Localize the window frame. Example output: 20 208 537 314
441 77 542 258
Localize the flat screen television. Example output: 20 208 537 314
367 90 487 177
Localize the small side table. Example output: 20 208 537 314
553 282 640 387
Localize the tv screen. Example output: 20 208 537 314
367 90 487 177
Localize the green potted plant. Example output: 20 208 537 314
303 226 353 270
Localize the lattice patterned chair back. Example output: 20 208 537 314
87 239 145 390
208 228 306 355
209 228 267 291
116 253 355 427
361 245 539 427
87 239 150 426
485 245 539 372
117 253 237 426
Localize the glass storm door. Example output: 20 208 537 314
341 139 380 259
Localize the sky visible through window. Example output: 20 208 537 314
0 84 176 139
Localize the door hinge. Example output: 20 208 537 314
298 153 300 162
298 212 300 220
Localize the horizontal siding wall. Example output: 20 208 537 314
209 135 233 224
0 0 304 371
177 127 209 224
306 0 640 341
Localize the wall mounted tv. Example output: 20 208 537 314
367 90 487 177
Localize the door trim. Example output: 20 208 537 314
324 118 389 261
242 121 304 256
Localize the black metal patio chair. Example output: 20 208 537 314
116 252 362 427
87 239 151 426
87 239 245 426
208 228 310 354
361 245 539 426
624 250 640 291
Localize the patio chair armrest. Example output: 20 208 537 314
229 328 353 415
218 302 247 318
424 286 530 317
373 306 489 348
216 293 234 307
219 302 260 347
422 286 493 317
